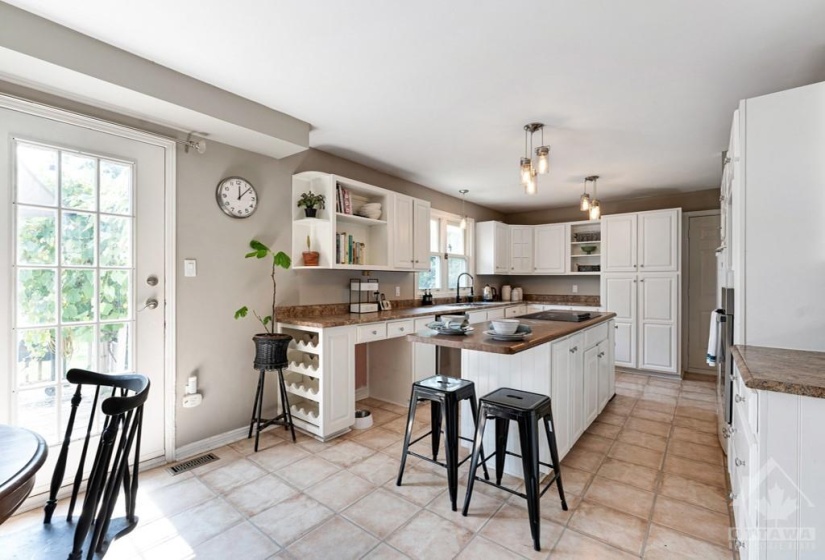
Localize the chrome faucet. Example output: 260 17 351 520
455 272 474 303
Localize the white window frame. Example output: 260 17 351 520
417 208 474 297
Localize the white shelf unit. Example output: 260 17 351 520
569 221 601 274
278 324 355 440
292 172 391 270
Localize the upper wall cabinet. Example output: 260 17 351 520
291 171 429 271
509 225 534 274
602 209 679 273
476 221 510 274
534 224 566 274
602 214 638 272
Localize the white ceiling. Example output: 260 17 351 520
5 0 825 211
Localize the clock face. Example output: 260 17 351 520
216 176 258 218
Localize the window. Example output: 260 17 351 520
418 209 473 294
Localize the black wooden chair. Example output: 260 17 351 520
35 368 150 559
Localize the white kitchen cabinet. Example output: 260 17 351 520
602 213 637 272
583 345 600 426
476 221 510 274
639 210 679 272
603 274 637 368
597 341 611 410
638 273 679 373
533 224 566 274
550 332 584 456
486 307 506 320
504 304 527 318
411 316 436 382
394 194 431 270
509 225 534 274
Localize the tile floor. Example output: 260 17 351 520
2 371 734 559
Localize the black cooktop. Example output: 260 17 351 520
520 310 594 322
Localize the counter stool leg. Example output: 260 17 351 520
468 395 490 481
462 409 488 516
444 397 459 511
248 369 264 440
518 414 542 551
494 417 510 485
544 416 567 510
430 400 442 461
277 368 297 442
254 369 266 452
396 387 419 486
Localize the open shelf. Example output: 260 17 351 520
571 253 601 258
283 372 321 402
336 213 387 226
290 399 320 426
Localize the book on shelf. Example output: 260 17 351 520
335 182 352 215
335 231 366 265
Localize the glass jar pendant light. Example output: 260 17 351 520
588 175 601 220
459 189 469 229
520 123 550 195
580 177 592 211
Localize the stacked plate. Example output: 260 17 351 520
356 202 382 220
483 324 533 341
426 321 474 336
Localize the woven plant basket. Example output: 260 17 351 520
252 333 292 370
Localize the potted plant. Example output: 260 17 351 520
302 234 319 266
297 191 326 218
234 240 293 369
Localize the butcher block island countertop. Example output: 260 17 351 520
406 312 616 354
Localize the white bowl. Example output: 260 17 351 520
353 410 373 430
491 319 519 335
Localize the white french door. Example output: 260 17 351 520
0 99 172 492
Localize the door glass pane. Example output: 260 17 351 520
418 256 441 291
446 222 465 254
100 270 130 321
17 328 57 386
17 388 58 444
61 153 97 211
100 323 131 374
61 269 95 323
17 269 56 326
62 325 96 375
99 216 131 267
16 143 57 206
430 219 439 252
61 211 96 266
100 160 132 215
448 257 469 289
17 207 56 265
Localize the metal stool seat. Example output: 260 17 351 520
463 387 567 551
396 375 489 511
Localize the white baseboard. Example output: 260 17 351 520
174 426 249 461
355 386 370 402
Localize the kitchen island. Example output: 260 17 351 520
407 313 616 476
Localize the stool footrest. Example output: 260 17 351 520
407 450 474 470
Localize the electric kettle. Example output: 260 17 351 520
482 285 497 301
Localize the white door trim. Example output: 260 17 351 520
0 93 178 461
682 209 720 376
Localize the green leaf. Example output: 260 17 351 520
249 240 269 252
234 306 248 320
273 251 291 269
244 251 258 259
262 316 272 326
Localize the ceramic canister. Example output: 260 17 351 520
501 285 511 301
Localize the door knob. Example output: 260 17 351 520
146 275 159 286
140 298 159 311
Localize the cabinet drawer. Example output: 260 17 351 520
584 323 609 348
486 308 505 320
467 311 487 325
504 305 526 318
414 316 435 330
356 323 387 343
386 319 414 339
733 371 758 434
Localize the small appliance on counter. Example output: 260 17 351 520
350 278 380 313
501 285 512 301
421 289 434 306
482 285 497 301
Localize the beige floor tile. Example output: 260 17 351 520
671 425 721 447
676 404 718 422
603 401 634 416
596 411 628 427
296 435 340 454
679 390 717 404
131 497 243 552
552 528 637 559
188 445 246 474
617 428 668 452
569 500 648 555
275 455 340 489
635 399 677 414
192 521 280 560
140 476 216 523
286 515 379 558
608 442 664 470
388 510 474 560
659 473 729 514
139 464 193 492
644 523 732 559
225 474 299 517
432 483 504 532
573 433 613 454
624 417 672 437
597 457 660 492
199 458 268 494
556 465 593 496
349 451 404 486
561 447 605 473
507 485 580 526
673 415 717 434
229 432 282 455
343 488 421 538
367 408 404 427
383 416 427 435
378 402 412 415
353 426 403 450
480 503 563 559
644 385 681 398
615 386 643 398
384 464 448 506
305 469 376 511
668 438 724 466
586 421 622 439
584 476 656 520
250 493 333 546
247 442 311 472
637 393 677 407
663 454 727 488
631 406 675 424
456 536 524 559
316 440 376 468
363 543 413 559
652 496 731 548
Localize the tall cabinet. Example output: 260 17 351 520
601 208 681 374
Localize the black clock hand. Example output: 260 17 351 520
237 185 241 200
239 187 252 199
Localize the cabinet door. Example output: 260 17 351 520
597 341 611 411
639 210 679 272
608 320 616 398
551 339 571 458
534 224 566 274
568 334 585 441
325 327 356 434
412 317 436 382
393 194 414 268
412 198 431 270
494 222 510 273
602 214 637 272
639 273 678 373
509 225 533 274
603 274 637 368
583 345 600 426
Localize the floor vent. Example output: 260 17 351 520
167 453 219 475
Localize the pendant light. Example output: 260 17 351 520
519 123 550 195
459 189 469 229
588 175 601 220
580 177 592 211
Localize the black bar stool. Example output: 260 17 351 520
396 375 489 511
462 387 567 552
248 365 296 451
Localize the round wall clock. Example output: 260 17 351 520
216 176 258 218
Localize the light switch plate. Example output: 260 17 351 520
184 259 197 277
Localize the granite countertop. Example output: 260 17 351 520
732 345 825 398
406 313 616 355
